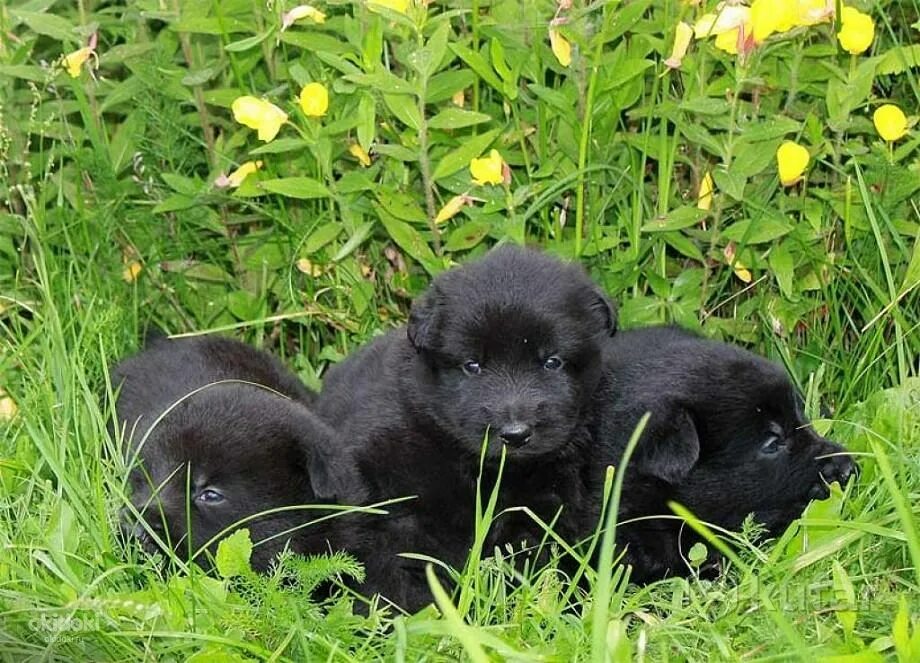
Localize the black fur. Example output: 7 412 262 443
588 326 855 581
315 245 617 610
112 335 360 571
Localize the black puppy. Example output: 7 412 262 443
113 335 359 571
316 245 617 610
588 326 854 581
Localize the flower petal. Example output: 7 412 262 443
549 29 572 67
63 47 93 78
299 82 329 118
282 5 326 30
435 195 469 224
349 143 372 167
837 6 874 56
776 141 810 186
469 149 505 186
873 104 908 142
232 96 288 142
368 0 410 15
697 171 714 210
665 22 693 69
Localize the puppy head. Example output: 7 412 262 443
660 355 855 535
406 245 616 460
121 385 345 570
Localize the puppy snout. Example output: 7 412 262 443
819 453 856 487
499 422 532 447
808 453 856 500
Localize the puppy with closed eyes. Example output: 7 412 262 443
112 335 361 571
316 245 617 611
588 325 855 581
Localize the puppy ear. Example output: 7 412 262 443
590 287 618 336
631 407 699 484
407 286 440 352
288 404 365 503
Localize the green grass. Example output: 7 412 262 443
1 0 919 659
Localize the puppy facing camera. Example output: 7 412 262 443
315 245 615 610
111 335 360 571
589 325 855 582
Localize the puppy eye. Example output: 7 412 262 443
462 360 482 376
196 488 225 504
760 435 786 455
543 355 564 371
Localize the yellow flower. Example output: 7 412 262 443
451 89 465 107
434 195 472 224
665 22 693 69
697 171 714 211
299 82 329 118
216 160 264 188
349 143 372 167
751 0 797 42
776 141 809 186
368 0 410 15
873 104 908 142
122 261 142 283
714 28 741 54
63 47 94 77
837 6 874 55
281 5 326 30
0 388 17 421
296 258 325 277
549 28 572 67
469 149 505 186
231 96 288 142
723 242 752 283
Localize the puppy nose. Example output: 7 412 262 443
499 422 532 447
819 454 856 487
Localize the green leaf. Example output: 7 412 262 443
679 98 731 116
831 560 857 635
428 108 492 130
432 128 500 181
214 529 253 579
383 93 421 131
740 117 802 142
281 31 351 55
641 207 707 232
171 17 251 34
161 173 201 195
900 228 920 293
877 45 920 75
408 21 450 78
225 29 275 52
449 43 504 95
333 221 375 261
260 177 331 199
375 205 441 275
303 223 342 255
427 69 477 103
249 138 312 155
10 9 77 42
0 65 48 82
357 93 376 150
722 216 794 244
769 241 795 298
375 190 428 224
345 71 416 96
444 220 490 251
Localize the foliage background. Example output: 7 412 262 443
0 0 918 659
